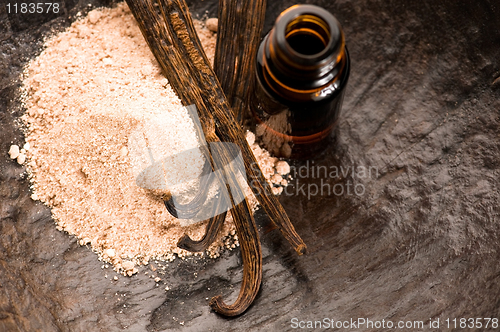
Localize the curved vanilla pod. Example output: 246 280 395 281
176 145 234 252
163 156 214 219
176 211 227 252
206 142 262 316
209 199 261 316
125 0 306 316
176 149 229 252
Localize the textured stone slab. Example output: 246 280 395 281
1 0 499 331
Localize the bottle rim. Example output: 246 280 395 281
273 4 344 69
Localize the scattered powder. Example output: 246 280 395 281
275 160 291 175
256 110 293 158
20 2 290 275
8 145 20 159
8 143 28 164
205 18 218 32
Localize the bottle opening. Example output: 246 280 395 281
285 14 330 56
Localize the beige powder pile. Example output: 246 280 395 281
21 2 290 276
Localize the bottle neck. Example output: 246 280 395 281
258 5 348 102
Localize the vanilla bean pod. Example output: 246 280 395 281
125 0 262 315
125 0 305 255
164 155 214 219
214 0 266 124
176 146 228 252
176 211 227 252
206 142 262 316
209 198 261 316
176 0 268 252
125 0 305 316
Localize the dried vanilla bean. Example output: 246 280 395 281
176 211 227 252
163 156 214 219
125 0 306 316
125 0 305 255
214 0 267 124
206 141 262 316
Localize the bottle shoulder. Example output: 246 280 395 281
255 46 350 106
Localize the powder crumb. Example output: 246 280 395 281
246 131 256 146
275 160 290 175
87 10 101 24
120 146 128 157
21 2 291 274
270 173 283 184
17 153 26 165
271 187 283 195
104 248 116 258
205 18 218 32
246 131 287 187
8 145 20 159
122 261 135 271
126 268 138 276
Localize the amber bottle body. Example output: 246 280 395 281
251 5 350 158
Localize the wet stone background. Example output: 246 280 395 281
1 0 500 331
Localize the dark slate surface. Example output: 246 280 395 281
1 0 500 331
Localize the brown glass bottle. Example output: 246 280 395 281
251 4 350 159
